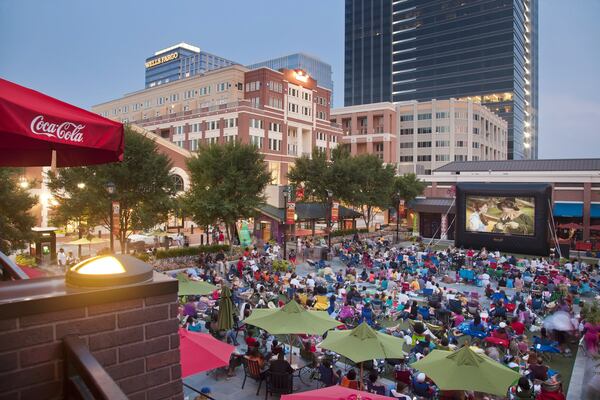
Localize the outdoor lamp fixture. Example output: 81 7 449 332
395 191 401 243
105 182 116 252
18 176 29 189
77 182 86 189
66 254 153 288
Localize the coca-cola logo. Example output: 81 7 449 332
30 115 85 143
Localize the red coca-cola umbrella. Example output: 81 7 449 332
0 78 124 167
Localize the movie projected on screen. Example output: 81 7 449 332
465 196 535 236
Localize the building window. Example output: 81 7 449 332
399 142 413 148
473 127 480 135
207 120 220 130
289 87 298 97
417 127 432 134
417 141 431 148
316 110 326 119
400 114 413 122
456 140 465 147
473 114 480 121
435 126 450 133
250 135 263 148
190 139 199 151
170 93 179 102
268 81 283 93
199 86 211 96
455 155 466 161
268 161 280 185
268 138 281 151
176 126 184 135
417 155 432 161
269 122 281 132
172 175 185 192
435 154 450 161
472 142 480 148
245 81 261 92
288 103 299 113
224 118 238 128
435 111 449 119
417 113 432 120
251 97 260 107
399 156 413 162
400 128 413 135
216 82 227 92
250 118 263 129
455 111 467 119
435 140 450 147
268 97 283 109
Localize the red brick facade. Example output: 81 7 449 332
0 292 182 400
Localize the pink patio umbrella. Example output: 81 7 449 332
281 385 397 400
179 328 236 378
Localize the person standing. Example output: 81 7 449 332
57 248 67 269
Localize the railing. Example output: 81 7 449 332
0 251 29 280
63 335 127 400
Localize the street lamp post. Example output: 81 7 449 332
326 189 333 252
105 182 116 253
282 185 290 260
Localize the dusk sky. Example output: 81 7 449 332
1 0 598 158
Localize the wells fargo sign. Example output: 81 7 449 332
145 52 179 69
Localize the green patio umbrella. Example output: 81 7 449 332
243 299 339 335
318 322 405 387
244 300 340 362
411 345 520 397
177 274 217 297
217 286 234 331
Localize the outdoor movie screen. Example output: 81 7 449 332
465 196 535 236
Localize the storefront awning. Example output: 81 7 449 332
553 202 583 218
591 204 600 219
408 198 455 214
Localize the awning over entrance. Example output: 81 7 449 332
553 202 583 218
256 203 361 223
408 198 455 214
591 204 600 218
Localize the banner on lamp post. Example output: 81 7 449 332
331 202 340 223
286 202 295 225
112 201 120 238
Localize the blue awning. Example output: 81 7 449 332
591 204 600 218
553 202 583 218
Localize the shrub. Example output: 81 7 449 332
330 228 369 238
272 259 291 272
132 252 151 262
155 244 230 259
15 254 37 267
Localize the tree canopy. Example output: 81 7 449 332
0 169 37 254
184 141 271 242
48 127 176 250
393 173 427 204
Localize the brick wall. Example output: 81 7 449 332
0 292 182 400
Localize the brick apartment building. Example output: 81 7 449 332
92 65 342 185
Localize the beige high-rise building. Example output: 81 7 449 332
331 99 508 174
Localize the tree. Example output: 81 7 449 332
341 154 396 230
48 127 176 251
287 149 334 204
0 169 36 254
393 173 426 205
184 142 271 243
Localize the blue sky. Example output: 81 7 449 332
1 0 598 158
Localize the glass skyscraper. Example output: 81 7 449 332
247 53 334 92
145 43 237 88
344 0 538 159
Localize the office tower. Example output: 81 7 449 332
344 0 538 159
145 43 237 88
248 53 334 92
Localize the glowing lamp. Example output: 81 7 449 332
66 254 153 287
294 69 309 83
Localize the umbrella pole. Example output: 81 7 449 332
360 361 364 390
288 334 293 363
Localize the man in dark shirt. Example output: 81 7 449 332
268 352 294 374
